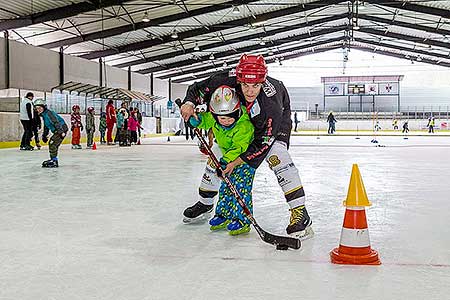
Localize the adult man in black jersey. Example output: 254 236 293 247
181 54 313 240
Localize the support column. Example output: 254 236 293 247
59 46 64 85
4 31 10 89
128 66 131 90
99 58 103 87
150 73 154 96
168 78 172 101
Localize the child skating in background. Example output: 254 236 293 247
71 105 83 149
117 108 126 146
374 121 381 132
99 112 107 144
33 99 68 168
402 121 409 133
31 105 42 149
85 107 95 148
187 85 255 235
127 110 141 145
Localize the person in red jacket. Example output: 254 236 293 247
105 100 116 145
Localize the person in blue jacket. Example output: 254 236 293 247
33 99 68 168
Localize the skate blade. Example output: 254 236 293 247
289 226 314 241
182 212 212 224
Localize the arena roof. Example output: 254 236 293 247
2 0 450 83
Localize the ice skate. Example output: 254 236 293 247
286 205 314 240
227 219 251 236
209 215 230 230
42 158 58 168
183 201 213 223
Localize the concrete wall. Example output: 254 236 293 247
9 40 60 91
0 37 188 99
0 112 182 142
0 97 19 112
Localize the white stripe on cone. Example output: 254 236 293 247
339 227 371 248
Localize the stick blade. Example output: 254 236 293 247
261 230 301 250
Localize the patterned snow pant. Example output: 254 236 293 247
215 163 256 224
198 141 306 212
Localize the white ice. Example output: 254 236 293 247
0 135 449 300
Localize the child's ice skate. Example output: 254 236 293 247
209 215 230 230
42 158 58 168
227 219 251 236
286 205 314 240
183 201 213 223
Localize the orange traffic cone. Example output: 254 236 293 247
137 139 141 145
330 164 381 265
92 142 97 150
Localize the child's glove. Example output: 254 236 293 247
188 114 202 128
42 135 48 143
216 158 228 178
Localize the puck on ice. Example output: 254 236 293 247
276 244 289 250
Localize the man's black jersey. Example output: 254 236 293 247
183 71 292 168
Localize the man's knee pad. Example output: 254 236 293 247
266 141 305 205
199 189 218 199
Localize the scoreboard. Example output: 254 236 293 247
347 84 365 95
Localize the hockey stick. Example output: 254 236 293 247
176 99 301 250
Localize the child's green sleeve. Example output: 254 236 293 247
222 121 254 163
189 112 215 130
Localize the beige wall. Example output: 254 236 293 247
9 40 60 91
0 37 187 98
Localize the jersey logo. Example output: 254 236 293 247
268 155 281 169
249 100 261 118
262 80 276 97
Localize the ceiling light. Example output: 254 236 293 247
232 6 240 14
223 61 228 67
444 36 449 42
142 11 150 23
171 31 178 39
359 1 366 10
416 56 422 62
405 54 410 59
193 43 200 51
209 54 215 60
353 25 360 30
252 20 267 27
268 50 274 55
259 39 266 46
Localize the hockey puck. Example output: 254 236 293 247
276 244 289 251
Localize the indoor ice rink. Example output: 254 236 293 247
1 1 450 300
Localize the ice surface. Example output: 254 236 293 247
0 136 449 300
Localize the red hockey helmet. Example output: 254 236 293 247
72 104 80 111
235 54 267 83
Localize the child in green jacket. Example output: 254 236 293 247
99 112 107 144
187 85 255 235
85 107 95 148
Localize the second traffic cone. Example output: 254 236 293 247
330 164 380 265
137 139 141 145
92 142 97 150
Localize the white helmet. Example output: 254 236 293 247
209 85 240 116
33 98 46 107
